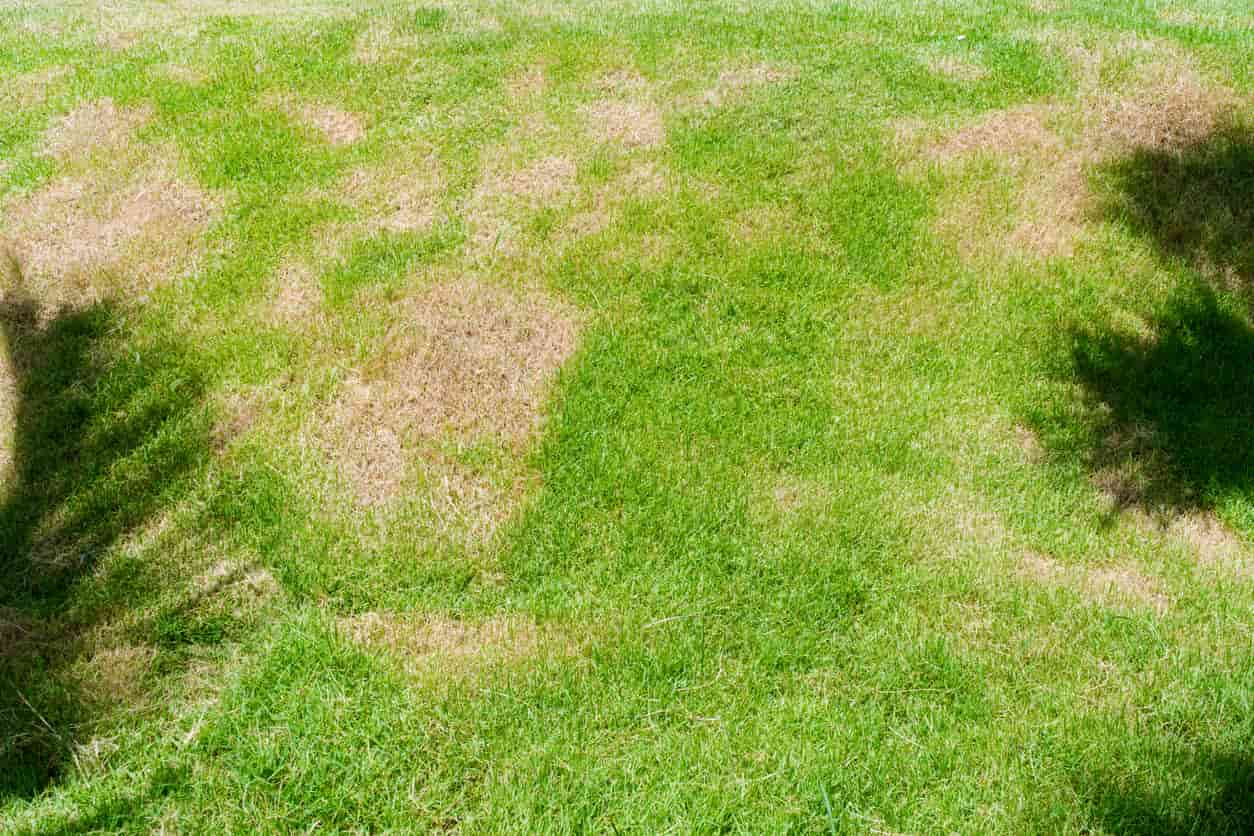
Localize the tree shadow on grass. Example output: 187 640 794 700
1079 747 1254 836
1034 118 1254 836
0 285 212 802
1039 122 1254 520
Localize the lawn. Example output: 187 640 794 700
1 0 1252 831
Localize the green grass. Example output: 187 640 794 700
1 0 1253 832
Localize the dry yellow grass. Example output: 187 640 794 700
312 277 579 507
1019 551 1169 613
338 611 572 677
2 157 220 313
904 37 1246 261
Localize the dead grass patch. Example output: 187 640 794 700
42 98 153 160
916 104 1061 163
149 63 207 85
700 64 792 108
339 161 443 232
466 156 577 258
507 65 547 99
583 99 665 149
926 55 988 83
315 277 578 506
5 64 70 108
360 277 578 442
298 102 366 146
489 155 577 203
1019 550 1168 613
353 21 404 65
268 258 325 324
1014 424 1046 464
2 151 220 314
338 612 568 676
77 645 155 706
911 40 1244 262
563 161 670 241
211 388 265 452
193 559 281 614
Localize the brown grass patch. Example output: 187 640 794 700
700 64 792 108
2 151 220 313
193 559 281 614
338 612 562 676
268 259 324 324
562 161 670 241
1165 513 1251 577
77 645 155 706
5 64 70 108
352 21 402 65
149 63 207 85
1014 424 1046 464
919 104 1061 163
211 389 265 452
298 103 365 146
1019 551 1168 613
340 161 443 232
361 278 578 442
508 65 547 99
491 155 577 203
466 156 577 259
926 54 988 82
583 99 665 149
42 98 153 160
912 41 1245 261
317 277 579 505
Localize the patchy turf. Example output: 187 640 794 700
1 0 1253 832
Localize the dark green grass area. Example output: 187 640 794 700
2 0 1253 832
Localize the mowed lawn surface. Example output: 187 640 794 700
1 0 1252 831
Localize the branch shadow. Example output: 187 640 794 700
1030 117 1254 836
0 283 212 802
1042 121 1254 519
1078 747 1254 836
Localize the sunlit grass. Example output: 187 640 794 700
1 0 1252 831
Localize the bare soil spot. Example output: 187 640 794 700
2 152 220 313
583 99 665 149
42 98 153 160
